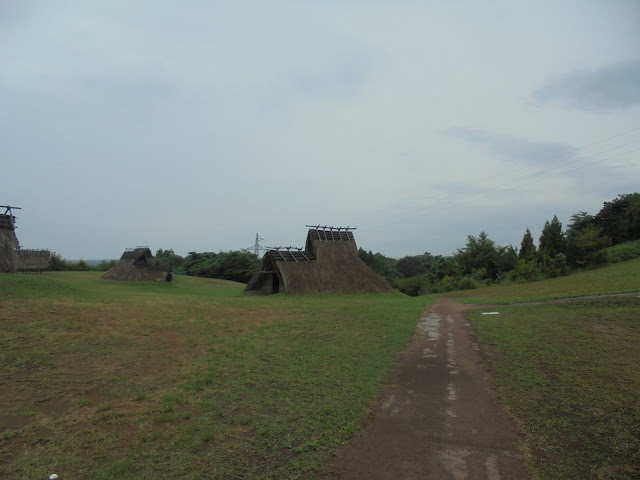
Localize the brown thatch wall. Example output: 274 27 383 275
102 248 172 282
17 250 51 272
0 228 19 273
102 264 172 282
245 231 392 295
277 241 392 294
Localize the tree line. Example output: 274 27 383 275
359 192 640 295
47 249 259 284
47 256 118 272
46 192 639 294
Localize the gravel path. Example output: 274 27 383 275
325 297 529 479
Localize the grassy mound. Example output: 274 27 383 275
449 258 640 304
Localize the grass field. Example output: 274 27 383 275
458 260 640 479
0 272 430 479
3 259 639 479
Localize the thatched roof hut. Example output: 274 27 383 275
0 212 19 273
17 249 51 273
102 247 172 282
244 228 392 295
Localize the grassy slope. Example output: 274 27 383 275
448 257 640 304
453 260 640 479
604 239 640 263
0 272 430 479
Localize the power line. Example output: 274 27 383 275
253 232 265 258
358 127 640 234
363 129 640 229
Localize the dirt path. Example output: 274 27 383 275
324 297 529 479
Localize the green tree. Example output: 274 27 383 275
178 252 219 277
512 258 540 282
427 256 457 282
95 259 117 271
178 250 258 283
371 252 398 278
594 193 640 245
155 248 184 269
357 248 375 266
396 255 427 278
67 259 91 271
455 231 500 281
567 228 611 267
565 212 610 267
496 245 518 278
213 251 259 283
538 216 566 259
390 275 426 296
519 228 537 261
47 252 68 271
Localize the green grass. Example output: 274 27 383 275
459 261 640 479
604 239 640 263
448 257 640 304
0 272 430 479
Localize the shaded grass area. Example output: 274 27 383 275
448 258 640 304
469 296 640 479
604 239 640 264
0 272 430 479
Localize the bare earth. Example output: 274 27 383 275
324 297 530 479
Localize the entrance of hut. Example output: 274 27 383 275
272 273 280 293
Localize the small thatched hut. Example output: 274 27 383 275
17 249 51 273
0 211 19 273
102 247 172 282
244 227 392 295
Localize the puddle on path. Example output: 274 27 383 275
418 313 441 341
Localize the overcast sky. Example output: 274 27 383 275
2 0 639 260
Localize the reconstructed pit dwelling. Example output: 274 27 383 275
244 226 392 295
0 206 51 273
102 247 173 282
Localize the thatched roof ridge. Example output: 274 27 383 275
266 249 316 263
121 247 152 260
304 228 355 252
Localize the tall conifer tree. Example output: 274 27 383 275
519 228 537 261
539 216 566 258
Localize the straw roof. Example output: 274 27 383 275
102 247 172 282
245 228 392 295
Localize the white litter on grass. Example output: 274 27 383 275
49 475 59 480
482 312 500 315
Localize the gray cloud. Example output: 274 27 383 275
534 60 640 112
3 2 639 260
444 127 575 165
